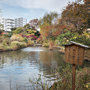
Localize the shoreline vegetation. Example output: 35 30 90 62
0 44 34 52
28 64 90 90
0 37 90 61
0 36 90 90
0 42 90 62
0 0 90 89
48 65 90 90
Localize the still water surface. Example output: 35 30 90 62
0 47 89 90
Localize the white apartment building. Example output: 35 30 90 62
0 17 15 31
0 17 27 31
15 18 27 28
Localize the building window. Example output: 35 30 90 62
2 21 4 23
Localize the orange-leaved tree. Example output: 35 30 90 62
61 1 90 34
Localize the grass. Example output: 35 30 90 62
49 65 90 90
27 65 90 90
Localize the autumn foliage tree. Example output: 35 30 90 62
38 0 90 44
38 12 60 40
29 19 39 30
61 1 90 34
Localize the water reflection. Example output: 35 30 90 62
0 47 89 90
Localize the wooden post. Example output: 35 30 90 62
49 41 53 50
72 64 76 90
65 41 89 90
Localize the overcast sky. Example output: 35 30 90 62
0 0 76 23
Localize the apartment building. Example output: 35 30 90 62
15 18 27 28
0 17 15 31
0 17 27 31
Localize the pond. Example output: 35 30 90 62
0 47 90 90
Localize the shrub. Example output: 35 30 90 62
37 35 42 43
28 40 34 45
0 44 3 49
44 40 48 43
54 39 59 46
3 34 8 38
76 67 90 90
0 44 11 50
49 66 90 90
2 40 10 46
13 27 23 34
23 37 28 43
11 41 25 50
42 42 49 47
10 34 23 41
85 38 90 46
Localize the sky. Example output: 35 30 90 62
0 0 76 23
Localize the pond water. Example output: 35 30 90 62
0 47 89 90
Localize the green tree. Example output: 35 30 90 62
35 31 41 37
27 29 35 35
24 24 30 29
11 27 17 31
0 24 4 35
0 24 4 30
13 27 27 34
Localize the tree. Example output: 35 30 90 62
61 1 89 34
13 27 27 34
24 24 30 29
27 29 35 35
0 24 4 30
35 31 41 37
38 12 58 40
11 27 17 31
0 24 4 35
29 19 39 30
38 12 58 27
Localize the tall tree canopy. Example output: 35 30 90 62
39 12 58 27
38 12 59 40
29 19 39 30
61 0 90 34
